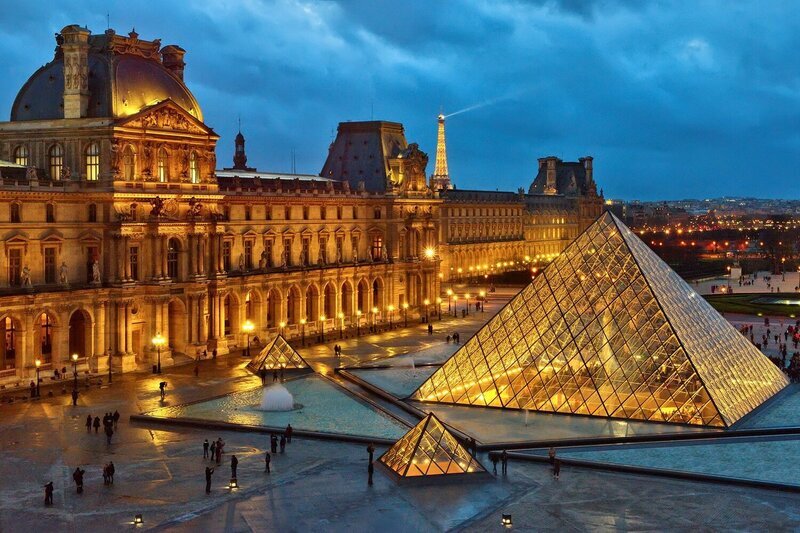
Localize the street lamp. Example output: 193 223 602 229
479 290 486 312
356 310 362 336
300 318 307 346
402 302 409 327
446 288 453 313
152 332 166 374
279 321 286 338
388 304 395 328
424 247 436 260
371 307 378 332
35 359 41 397
319 315 326 343
464 293 471 316
337 312 344 339
242 320 255 357
436 297 442 320
452 295 458 317
423 299 430 322
71 352 79 395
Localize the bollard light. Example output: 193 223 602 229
229 478 238 490
502 514 512 527
133 514 143 525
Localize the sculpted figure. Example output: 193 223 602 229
59 262 69 284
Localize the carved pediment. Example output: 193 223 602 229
117 100 211 135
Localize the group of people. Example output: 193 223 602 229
258 367 285 384
86 411 119 444
490 450 509 475
334 344 343 358
102 461 116 485
269 424 292 454
203 437 226 465
445 332 461 344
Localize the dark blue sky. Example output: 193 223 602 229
1 0 798 200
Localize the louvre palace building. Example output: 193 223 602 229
0 25 602 384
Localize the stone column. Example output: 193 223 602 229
116 238 125 281
217 235 224 272
199 236 206 275
199 296 208 343
94 301 106 358
116 302 125 354
187 296 196 344
125 302 133 354
187 235 195 277
123 237 131 280
160 236 168 279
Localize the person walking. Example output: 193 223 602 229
108 461 115 484
500 449 508 475
367 443 375 463
264 451 271 473
113 410 120 428
105 424 114 445
73 467 85 494
102 464 109 485
203 439 209 459
285 424 293 443
231 455 238 479
210 440 216 461
205 466 214 494
71 388 78 406
553 457 561 480
86 415 93 432
159 381 167 400
548 447 556 464
44 481 54 505
260 367 267 385
279 434 286 453
93 416 101 433
272 369 278 383
368 460 374 486
270 434 278 453
491 454 499 475
215 438 223 465
212 348 217 360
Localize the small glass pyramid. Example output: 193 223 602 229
412 212 788 427
247 335 310 372
379 413 485 478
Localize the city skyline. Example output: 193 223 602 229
0 0 797 200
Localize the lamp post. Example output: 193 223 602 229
337 312 344 339
371 307 378 332
479 290 486 312
464 293 471 316
35 359 41 397
356 310 362 336
279 321 286 339
446 288 453 313
402 302 409 328
387 305 395 328
300 318 306 346
242 320 255 357
452 295 458 317
71 352 79 395
423 298 430 322
319 315 326 343
436 297 442 320
152 332 166 374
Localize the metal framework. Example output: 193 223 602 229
246 334 310 372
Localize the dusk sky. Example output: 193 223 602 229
1 0 797 200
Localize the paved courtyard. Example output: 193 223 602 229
2 286 800 532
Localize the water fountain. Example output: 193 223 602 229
258 383 296 411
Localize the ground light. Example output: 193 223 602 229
133 514 143 525
502 514 512 527
229 478 238 490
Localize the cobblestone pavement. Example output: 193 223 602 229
2 286 800 532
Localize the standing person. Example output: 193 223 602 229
367 443 375 463
86 415 93 432
105 424 114 445
491 454 499 475
231 455 238 479
553 457 561 480
212 348 217 360
272 369 278 383
108 461 115 484
285 424 293 443
73 467 85 494
93 416 101 433
264 451 271 473
500 449 508 475
71 388 78 406
210 440 216 461
203 439 209 459
205 466 214 494
548 447 556 464
194 362 199 378
44 481 54 505
270 434 278 453
30 381 36 398
260 368 266 386
159 381 167 400
279 434 286 453
113 410 120 428
215 439 222 465
102 464 109 485
368 460 374 486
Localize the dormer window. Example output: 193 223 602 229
13 145 28 166
49 144 63 180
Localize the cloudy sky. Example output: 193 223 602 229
0 0 797 200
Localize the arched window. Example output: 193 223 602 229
122 145 135 180
2 317 18 369
49 144 63 180
224 296 232 336
40 314 53 363
85 142 100 181
167 238 180 280
157 148 168 182
13 145 28 166
189 151 199 183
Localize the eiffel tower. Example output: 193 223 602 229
430 113 453 191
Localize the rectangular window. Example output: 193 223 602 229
303 206 309 220
283 238 292 266
244 240 253 270
371 236 383 261
129 246 139 281
10 204 21 223
85 144 100 181
302 238 310 266
265 204 271 220
320 207 326 220
8 249 21 286
222 241 232 271
245 206 252 221
336 237 343 262
337 206 342 220
88 204 97 222
265 240 273 267
44 248 57 284
319 237 327 265
285 206 291 220
374 207 381 219
46 204 55 223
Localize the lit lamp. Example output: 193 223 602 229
300 318 307 346
133 514 143 525
71 352 79 395
371 306 378 331
402 302 409 327
279 321 286 338
151 332 166 374
464 293 471 316
423 298 430 322
337 312 344 339
35 359 41 398
424 246 436 260
446 288 453 313
387 304 395 328
452 295 458 317
502 514 512 528
356 310 362 336
228 478 238 490
479 290 486 312
242 320 255 357
319 314 326 343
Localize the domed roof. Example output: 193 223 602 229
10 28 202 122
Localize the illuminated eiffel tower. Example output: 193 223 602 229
430 113 453 191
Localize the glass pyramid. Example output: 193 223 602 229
246 335 310 372
412 212 788 428
379 413 486 478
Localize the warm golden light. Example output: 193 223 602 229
337 313 344 319
371 307 378 314
71 353 79 362
300 318 307 325
424 247 436 259
446 289 453 296
319 315 326 321
279 321 286 328
35 359 41 368
423 299 430 306
388 305 395 312
436 297 442 304
241 320 255 334
151 332 166 348
402 303 409 310
356 310 362 316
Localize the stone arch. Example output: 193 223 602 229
305 283 320 322
168 298 188 356
341 280 354 317
371 276 385 311
322 282 336 318
68 308 92 360
34 310 58 364
357 278 370 313
224 292 240 337
266 287 282 328
286 285 301 325
0 315 22 370
244 288 263 322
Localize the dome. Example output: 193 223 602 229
10 28 202 122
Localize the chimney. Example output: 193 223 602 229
161 45 186 80
580 156 594 183
60 25 91 119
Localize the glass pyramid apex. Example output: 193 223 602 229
247 335 310 372
379 413 486 478
412 212 788 427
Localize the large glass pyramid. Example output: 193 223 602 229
246 335 310 372
379 413 486 478
412 212 788 427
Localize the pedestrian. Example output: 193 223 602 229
105 424 113 445
203 439 209 459
264 451 271 473
194 363 199 377
212 348 217 360
428 323 433 335
260 367 266 385
86 414 92 432
159 381 167 400
113 410 120 428
548 446 556 464
102 464 109 485
44 481 54 505
108 461 115 484
93 416 100 433
203 349 207 359
367 443 375 463
280 434 286 453
279 367 284 381
30 380 36 398
73 467 85 494
270 434 278 453
491 454 499 475
216 441 222 464
285 423 293 443
446 335 451 344
501 449 508 475
553 457 561 479
210 440 216 461
71 388 78 406
272 369 278 383
205 466 214 494
231 455 238 478
368 460 374 486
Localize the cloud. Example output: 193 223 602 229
0 0 797 199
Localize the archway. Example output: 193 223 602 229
68 309 92 360
341 281 353 317
323 283 336 318
372 277 384 311
357 279 369 313
245 290 262 322
0 316 20 370
305 284 319 322
36 312 56 364
168 299 187 356
224 294 240 337
266 289 281 328
286 286 301 325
